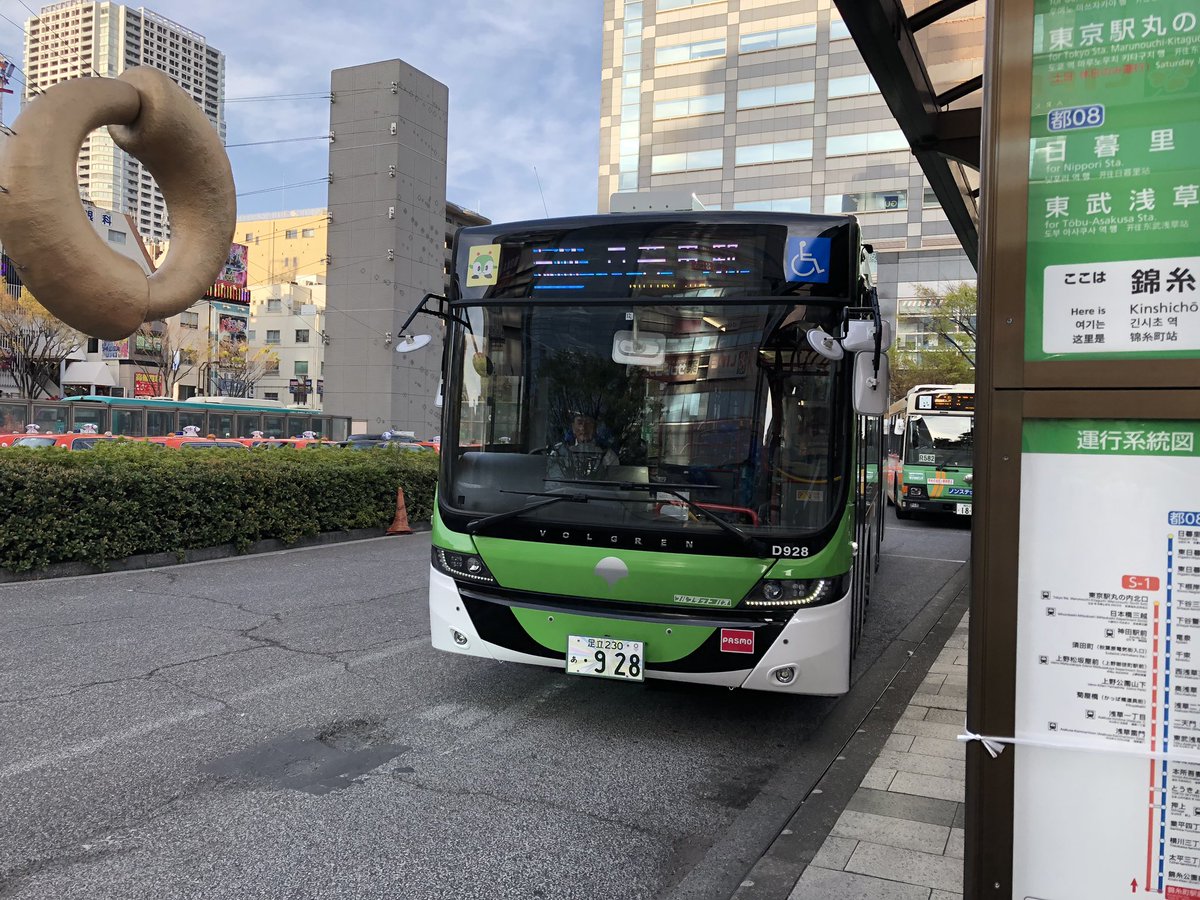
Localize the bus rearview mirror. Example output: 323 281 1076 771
853 352 889 417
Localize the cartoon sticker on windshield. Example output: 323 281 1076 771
784 236 831 284
466 244 501 286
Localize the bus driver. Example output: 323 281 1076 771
550 412 618 479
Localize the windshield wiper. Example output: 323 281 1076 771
466 492 591 535
550 478 763 552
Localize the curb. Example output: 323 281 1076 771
658 562 971 900
730 567 972 900
0 522 431 584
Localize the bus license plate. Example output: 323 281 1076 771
956 503 973 516
566 635 645 682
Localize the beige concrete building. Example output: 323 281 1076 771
246 278 327 409
598 0 983 351
22 1 226 243
236 210 329 287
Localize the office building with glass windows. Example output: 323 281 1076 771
598 0 983 350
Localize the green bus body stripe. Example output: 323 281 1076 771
512 608 710 662
433 502 857 656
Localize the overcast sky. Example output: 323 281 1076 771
0 0 604 224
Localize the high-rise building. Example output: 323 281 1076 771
22 1 226 242
324 59 450 437
598 0 983 352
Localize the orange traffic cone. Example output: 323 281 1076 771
387 487 413 535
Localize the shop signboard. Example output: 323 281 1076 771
133 372 162 397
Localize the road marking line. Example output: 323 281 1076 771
0 637 426 780
882 553 968 564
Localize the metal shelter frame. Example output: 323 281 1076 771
832 0 983 269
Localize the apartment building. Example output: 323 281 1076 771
22 1 226 242
598 0 983 350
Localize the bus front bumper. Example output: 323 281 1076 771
428 567 851 696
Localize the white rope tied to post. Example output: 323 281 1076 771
958 731 1011 758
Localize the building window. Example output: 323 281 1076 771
266 330 280 344
824 189 907 214
107 229 127 244
736 82 814 110
733 197 811 213
244 232 253 242
247 330 256 341
87 337 99 352
830 18 852 40
827 74 879 99
653 92 724 120
738 25 816 54
825 129 908 157
301 228 315 238
265 359 280 374
294 360 308 375
267 298 281 312
180 311 199 329
295 329 309 343
284 229 297 239
734 140 812 166
263 392 279 401
923 187 942 207
650 148 722 175
655 38 725 66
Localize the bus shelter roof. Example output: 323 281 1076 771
832 0 983 269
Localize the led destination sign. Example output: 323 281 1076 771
458 221 853 300
915 392 975 412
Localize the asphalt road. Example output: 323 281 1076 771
0 510 969 900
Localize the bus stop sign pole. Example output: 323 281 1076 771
968 0 1200 896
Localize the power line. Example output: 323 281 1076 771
236 178 329 199
222 92 330 104
226 135 330 149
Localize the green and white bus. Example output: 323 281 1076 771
415 211 891 695
885 384 975 519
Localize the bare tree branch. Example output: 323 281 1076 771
0 290 82 399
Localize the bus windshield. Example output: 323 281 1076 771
444 301 849 537
905 414 973 468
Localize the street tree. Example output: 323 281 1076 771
0 289 81 398
915 281 977 366
890 282 977 400
209 335 277 398
134 320 204 398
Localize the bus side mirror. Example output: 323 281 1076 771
853 351 889 416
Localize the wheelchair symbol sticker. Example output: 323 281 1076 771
784 236 831 283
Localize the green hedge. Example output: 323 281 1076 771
0 444 438 572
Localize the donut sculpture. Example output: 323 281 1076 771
0 67 235 340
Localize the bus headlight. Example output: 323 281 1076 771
432 547 496 584
903 484 926 499
742 576 845 608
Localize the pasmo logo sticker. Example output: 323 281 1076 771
720 628 755 654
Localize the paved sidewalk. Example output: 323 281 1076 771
787 612 968 899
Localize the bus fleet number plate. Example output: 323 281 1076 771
566 635 645 682
956 503 973 516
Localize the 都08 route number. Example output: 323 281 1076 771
566 635 645 682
